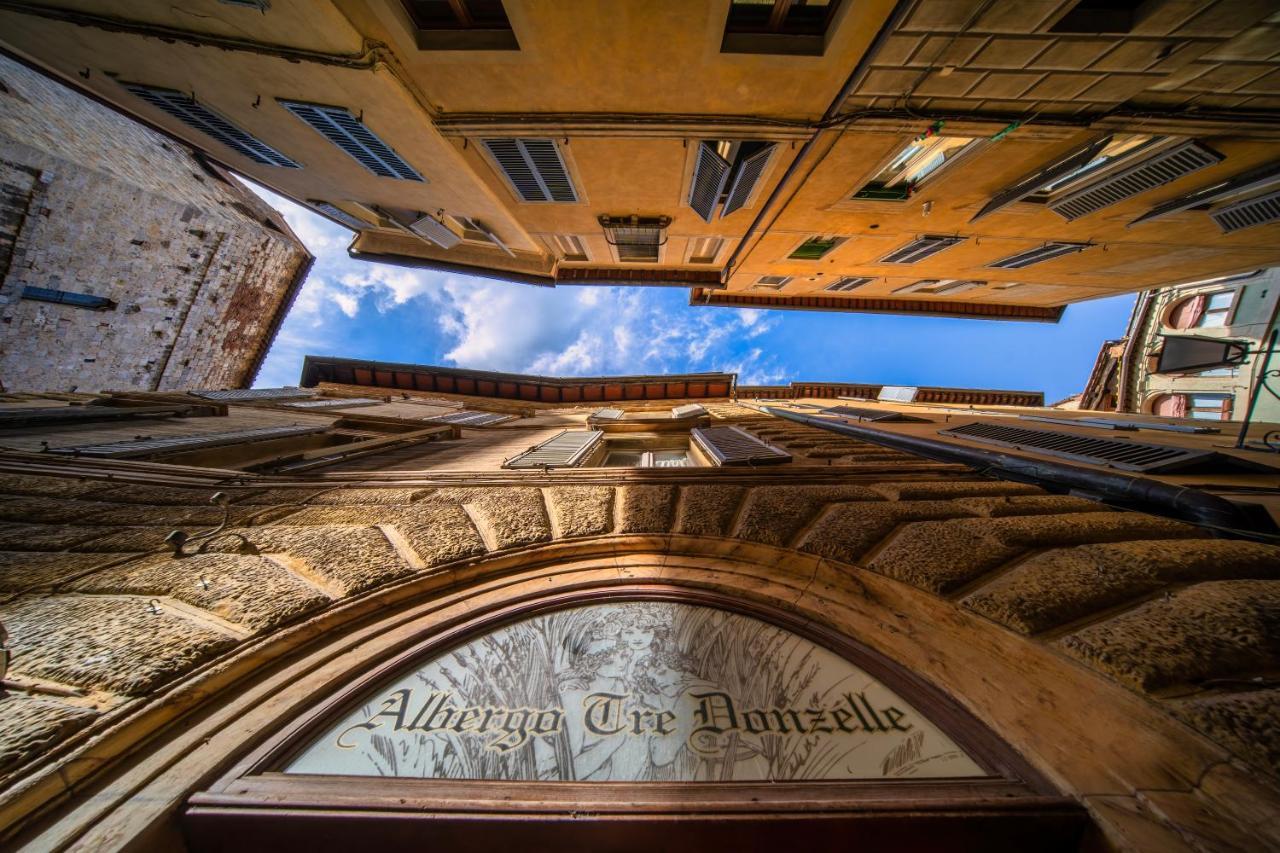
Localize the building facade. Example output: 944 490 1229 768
0 53 312 393
1081 267 1280 440
0 365 1277 851
1 1 1278 323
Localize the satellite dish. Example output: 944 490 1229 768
1155 336 1249 374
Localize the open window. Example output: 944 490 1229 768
788 235 844 261
688 141 776 222
722 0 845 55
1165 290 1237 330
399 0 518 50
854 135 981 201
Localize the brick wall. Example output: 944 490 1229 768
0 55 311 393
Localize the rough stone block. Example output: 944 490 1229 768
0 693 96 780
428 487 551 550
673 485 747 537
382 502 488 567
1059 580 1280 692
868 480 1044 501
733 485 883 547
306 488 425 505
1174 689 1280 777
869 512 1204 594
952 494 1108 517
798 500 977 564
616 485 678 534
228 488 332 505
69 553 330 632
87 484 256 506
0 594 239 695
0 523 120 551
0 473 110 499
544 486 613 538
210 525 416 595
0 552 131 592
965 539 1280 634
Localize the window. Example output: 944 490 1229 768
722 0 844 55
602 449 692 468
1031 135 1161 200
278 100 423 181
1212 189 1280 234
482 138 577 202
550 234 589 261
1166 290 1236 329
854 135 980 201
1129 160 1280 228
1188 393 1233 420
504 430 602 469
1050 0 1146 33
825 276 873 292
789 235 843 261
880 235 966 264
893 279 985 296
308 201 370 231
123 84 299 168
449 216 512 255
754 275 791 289
687 236 724 264
408 214 462 248
1200 291 1236 328
1047 140 1222 221
988 242 1091 269
20 286 116 311
688 141 776 221
600 215 668 263
399 0 517 50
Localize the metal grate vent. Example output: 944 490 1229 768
1049 141 1222 221
308 201 370 231
689 143 732 223
482 138 577 202
692 426 791 466
279 100 422 180
939 422 1216 473
429 411 513 426
825 277 874 292
881 235 965 264
124 84 298 167
989 242 1092 269
1210 190 1280 234
504 430 602 468
722 144 774 217
46 425 325 459
192 387 313 401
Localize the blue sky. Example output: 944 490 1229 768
250 186 1134 404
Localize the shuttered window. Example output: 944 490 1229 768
1129 160 1280 227
591 408 625 420
893 279 985 296
286 398 381 409
754 275 790 289
428 411 513 426
969 137 1112 223
938 422 1215 473
880 236 965 264
1048 140 1222 221
671 404 708 418
193 388 314 402
1211 190 1280 234
825 276 873 292
551 234 589 261
689 143 733 223
279 100 423 181
409 214 462 249
722 144 775 217
482 138 577 202
600 216 668 262
688 236 725 264
46 425 326 459
688 141 775 221
124 84 299 168
504 430 602 468
308 201 371 231
692 426 792 466
789 236 843 260
988 242 1091 269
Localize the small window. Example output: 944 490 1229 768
988 242 1091 269
825 276 873 292
1190 394 1233 420
754 275 791 290
789 235 843 261
21 286 116 311
1029 135 1162 201
551 234 589 261
893 279 985 296
688 141 776 221
600 215 668 263
1200 291 1236 328
880 235 966 264
603 449 692 468
279 100 423 181
855 135 980 201
482 138 577 203
399 0 517 50
1050 0 1146 33
687 236 725 264
722 0 843 56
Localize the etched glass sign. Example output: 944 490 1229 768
286 602 986 781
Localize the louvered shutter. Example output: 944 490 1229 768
881 236 965 264
309 201 371 231
1211 190 1280 234
1129 160 1280 227
410 215 462 248
692 426 791 466
688 143 732 223
970 137 1111 223
193 388 314 401
482 139 577 202
124 84 299 168
722 144 775 218
430 411 512 426
278 100 423 181
938 422 1215 473
504 430 602 468
1049 141 1222 221
988 242 1091 269
46 425 326 459
592 408 625 420
671 404 707 418
286 398 381 409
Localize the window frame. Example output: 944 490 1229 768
853 135 984 202
397 0 519 50
721 0 846 56
788 235 845 261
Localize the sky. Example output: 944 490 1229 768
249 185 1135 404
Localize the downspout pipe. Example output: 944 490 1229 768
765 407 1277 539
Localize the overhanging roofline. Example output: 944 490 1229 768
739 382 1044 407
690 289 1065 323
347 248 556 288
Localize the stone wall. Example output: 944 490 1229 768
0 55 311 393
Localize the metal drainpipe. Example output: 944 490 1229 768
721 0 915 281
764 407 1277 539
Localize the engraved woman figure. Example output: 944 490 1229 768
556 613 637 780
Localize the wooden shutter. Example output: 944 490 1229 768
430 411 512 426
1167 294 1206 330
881 236 965 264
124 84 299 168
504 430 602 468
969 137 1111 223
1129 159 1280 227
193 388 314 402
482 139 577 202
671 404 707 418
591 408 625 420
688 143 732 223
1211 189 1280 234
278 100 423 181
722 144 775 218
409 215 462 249
692 426 791 466
46 425 327 459
1048 141 1222 221
939 422 1213 473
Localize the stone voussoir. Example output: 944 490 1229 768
543 486 614 538
0 693 97 782
616 485 678 534
733 485 885 547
